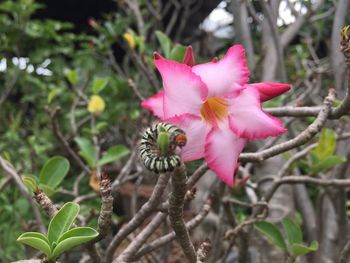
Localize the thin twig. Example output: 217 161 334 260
0 176 12 191
46 106 91 174
105 172 171 262
277 143 317 178
128 78 145 101
225 204 268 240
339 239 350 263
0 156 46 233
114 212 167 263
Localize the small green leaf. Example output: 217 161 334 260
39 183 56 197
17 232 51 258
22 175 38 192
98 145 130 166
291 240 318 257
96 121 108 132
92 77 109 94
312 129 336 160
51 227 98 259
255 221 287 251
74 137 96 168
155 30 171 58
309 151 320 165
64 70 78 85
282 218 303 246
48 202 80 244
47 88 60 104
310 155 346 174
169 44 187 62
39 156 70 189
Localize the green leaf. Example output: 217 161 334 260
310 155 346 174
98 145 130 166
47 88 61 104
155 30 171 58
22 175 38 192
92 77 109 94
39 156 70 189
96 121 108 132
282 218 303 246
64 70 78 85
255 221 287 251
291 240 318 257
48 202 79 244
17 232 51 258
39 183 56 197
309 151 320 165
74 137 96 168
169 44 187 62
312 129 336 160
51 227 98 259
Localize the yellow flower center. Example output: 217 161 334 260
200 97 229 125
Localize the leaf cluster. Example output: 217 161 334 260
255 218 318 261
17 202 98 262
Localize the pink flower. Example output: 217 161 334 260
142 45 290 186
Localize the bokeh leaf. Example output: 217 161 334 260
74 137 96 168
255 221 287 251
282 218 302 246
39 183 56 197
22 175 38 193
39 156 70 189
169 44 187 62
310 155 346 174
98 145 130 166
291 240 318 257
64 69 78 85
92 77 109 94
155 30 171 58
312 129 336 160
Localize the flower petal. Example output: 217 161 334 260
167 114 209 161
182 46 195 67
155 59 208 118
228 88 287 140
248 82 291 102
205 122 246 186
192 45 249 97
153 51 165 60
141 91 165 119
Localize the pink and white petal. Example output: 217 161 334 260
155 59 208 118
248 82 291 102
205 123 246 187
167 114 210 162
228 88 287 141
192 45 250 97
141 91 165 119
